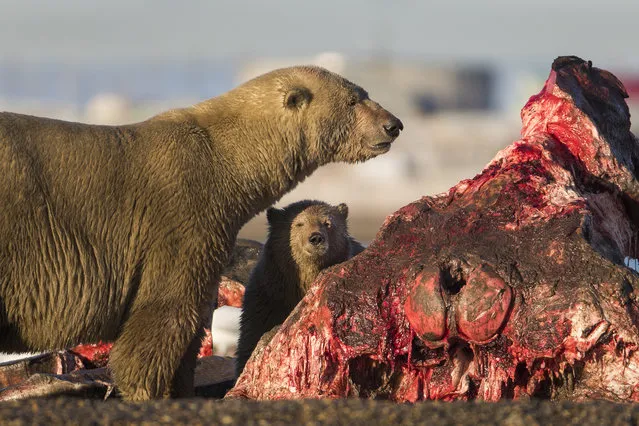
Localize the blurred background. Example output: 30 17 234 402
1 0 639 243
1 0 639 359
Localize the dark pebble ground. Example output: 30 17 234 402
1 398 638 426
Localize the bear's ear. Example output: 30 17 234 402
284 87 312 110
336 203 349 219
267 207 285 223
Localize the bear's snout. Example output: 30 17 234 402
309 232 325 246
383 116 404 139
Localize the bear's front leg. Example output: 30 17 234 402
109 295 204 401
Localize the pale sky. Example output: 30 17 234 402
0 0 637 68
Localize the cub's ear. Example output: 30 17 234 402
267 207 285 224
284 87 312 110
336 203 349 219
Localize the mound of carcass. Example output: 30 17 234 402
229 56 639 402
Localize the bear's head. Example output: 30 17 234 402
230 66 403 168
266 200 351 270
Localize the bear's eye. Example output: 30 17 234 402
295 222 304 227
348 97 358 107
324 220 332 228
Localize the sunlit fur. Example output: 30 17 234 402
235 200 365 376
0 66 400 400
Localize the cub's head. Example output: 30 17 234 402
266 200 351 268
233 66 403 166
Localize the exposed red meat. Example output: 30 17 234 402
198 328 214 358
228 56 639 402
69 342 113 368
218 278 246 309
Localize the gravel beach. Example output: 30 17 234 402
0 398 637 426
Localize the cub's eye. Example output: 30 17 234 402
324 220 332 228
348 98 358 107
295 222 304 227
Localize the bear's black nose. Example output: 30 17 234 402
383 117 404 138
309 232 325 246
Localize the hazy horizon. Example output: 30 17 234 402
0 0 637 70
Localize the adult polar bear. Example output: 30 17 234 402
0 66 403 401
